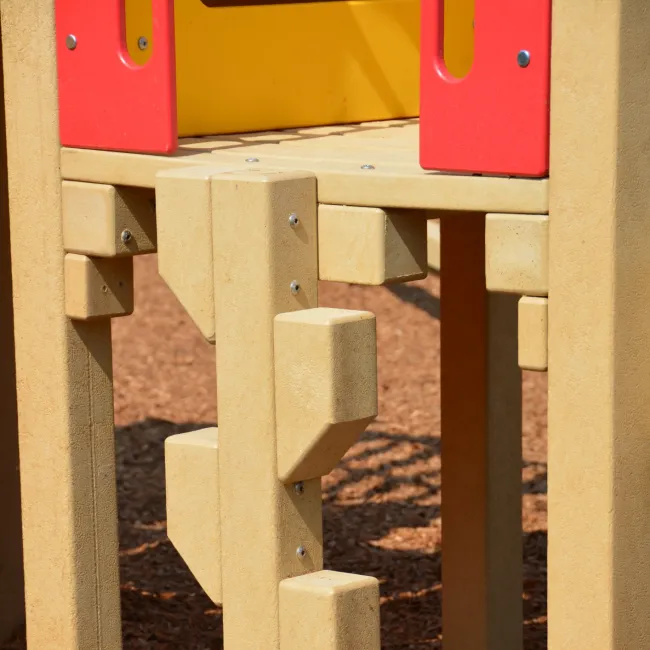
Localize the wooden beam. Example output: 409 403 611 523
212 170 323 648
1 1 122 647
0 23 24 641
548 0 650 647
440 213 522 650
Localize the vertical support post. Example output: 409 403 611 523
0 28 24 641
212 170 323 649
440 213 522 650
1 1 122 648
548 1 650 647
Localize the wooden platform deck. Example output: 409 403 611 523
61 119 549 215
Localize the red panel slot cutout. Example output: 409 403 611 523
420 0 552 177
56 0 177 154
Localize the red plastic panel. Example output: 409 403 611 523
56 0 177 154
420 0 552 177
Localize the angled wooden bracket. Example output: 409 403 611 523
154 166 237 342
274 307 378 483
165 428 222 604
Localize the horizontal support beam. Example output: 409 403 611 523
486 213 549 295
318 205 428 285
62 181 156 257
64 254 133 320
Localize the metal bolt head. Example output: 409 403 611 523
246 157 260 163
294 482 305 495
121 229 133 244
138 36 149 51
66 34 78 50
290 281 301 295
361 164 375 170
288 213 300 228
296 546 307 559
517 50 531 68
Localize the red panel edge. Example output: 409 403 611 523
420 0 552 178
56 0 178 154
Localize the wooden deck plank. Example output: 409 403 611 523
61 120 549 214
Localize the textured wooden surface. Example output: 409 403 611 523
548 0 650 647
62 120 549 215
1 0 122 646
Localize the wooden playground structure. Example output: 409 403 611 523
2 0 650 648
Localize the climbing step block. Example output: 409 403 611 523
318 205 428 285
486 213 549 295
155 166 234 343
63 181 156 257
64 253 133 320
165 428 222 604
279 570 381 650
274 308 378 483
518 296 548 371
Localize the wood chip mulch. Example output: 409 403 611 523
4 255 547 649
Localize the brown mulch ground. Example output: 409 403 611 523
6 254 548 649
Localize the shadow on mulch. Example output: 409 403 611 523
113 419 547 650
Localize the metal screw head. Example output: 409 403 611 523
290 281 301 295
361 164 375 170
121 229 133 244
517 50 531 68
138 36 149 51
288 213 300 228
296 546 307 559
294 482 305 495
66 34 78 50
246 157 260 163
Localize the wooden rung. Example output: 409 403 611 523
62 181 156 257
274 308 378 483
318 205 428 285
279 570 381 650
486 213 549 295
518 296 548 371
64 253 133 320
165 428 222 604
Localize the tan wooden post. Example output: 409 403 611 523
548 0 650 647
212 170 324 648
1 1 122 647
0 29 24 641
440 213 522 650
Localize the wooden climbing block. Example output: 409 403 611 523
318 205 427 285
486 213 549 295
518 296 548 371
62 181 156 257
279 570 380 650
274 308 378 483
64 253 133 320
155 166 234 343
165 428 222 604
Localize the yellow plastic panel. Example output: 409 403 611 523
127 0 421 136
443 0 474 78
